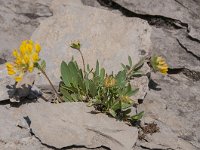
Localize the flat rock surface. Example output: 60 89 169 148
31 0 151 85
82 0 200 71
111 0 200 40
0 0 52 62
25 102 138 150
137 73 200 150
0 104 50 150
0 65 15 101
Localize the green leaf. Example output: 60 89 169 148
95 60 99 77
150 55 158 71
111 101 121 111
128 56 132 67
123 108 131 115
121 102 132 110
61 61 71 87
40 60 46 71
108 109 117 117
71 93 79 101
100 68 105 81
126 85 139 96
133 57 146 71
121 63 127 70
87 64 90 72
68 61 79 86
116 71 126 86
131 111 144 121
88 80 97 97
131 71 144 77
60 86 73 102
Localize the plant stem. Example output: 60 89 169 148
78 49 86 78
39 67 62 102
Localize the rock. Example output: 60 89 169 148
150 27 200 72
137 72 200 149
0 64 36 102
176 34 200 58
84 1 200 72
0 0 53 62
0 65 15 101
25 102 138 150
130 76 149 101
81 0 107 8
31 0 152 86
0 105 49 150
111 0 200 38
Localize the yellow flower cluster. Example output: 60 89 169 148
120 95 132 104
156 57 168 74
70 40 81 50
104 76 116 88
6 40 41 82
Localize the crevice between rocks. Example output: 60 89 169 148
96 0 188 30
176 38 200 61
27 124 110 150
168 68 200 81
94 0 200 64
140 145 174 150
30 130 110 150
18 12 53 19
188 34 200 44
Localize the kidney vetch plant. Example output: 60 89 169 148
6 40 168 125
59 41 168 123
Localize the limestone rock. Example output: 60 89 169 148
137 72 200 149
130 76 149 101
25 102 138 150
0 64 36 102
111 0 200 38
150 27 200 72
31 1 151 85
0 105 49 150
0 0 53 62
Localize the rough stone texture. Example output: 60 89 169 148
0 0 52 62
0 105 50 150
150 27 200 72
25 102 138 150
111 0 200 39
130 76 149 101
82 0 200 71
31 0 151 85
0 64 37 102
137 73 200 149
0 65 15 101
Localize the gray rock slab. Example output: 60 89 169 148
25 102 138 150
31 1 151 85
177 35 200 58
138 73 200 149
0 0 53 62
150 27 200 71
0 64 37 102
0 105 50 150
0 65 15 101
112 0 200 40
130 76 149 101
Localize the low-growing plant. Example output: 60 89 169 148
6 40 168 125
5 40 62 102
59 41 168 123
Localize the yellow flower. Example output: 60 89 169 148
70 40 81 50
120 95 132 104
104 76 116 88
35 43 41 53
6 40 41 82
155 56 168 74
